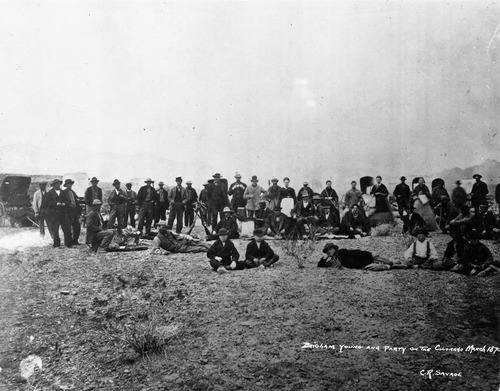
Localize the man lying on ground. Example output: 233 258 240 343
244 229 279 268
403 228 439 269
152 220 210 254
451 230 499 276
317 243 397 271
207 228 244 274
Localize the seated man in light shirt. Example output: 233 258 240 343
403 228 439 269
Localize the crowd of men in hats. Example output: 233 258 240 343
32 171 499 276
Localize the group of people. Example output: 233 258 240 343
31 172 499 276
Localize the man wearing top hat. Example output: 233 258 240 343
84 177 103 214
207 206 239 240
86 199 115 252
168 177 187 233
155 181 169 226
32 181 49 237
46 178 72 248
243 175 267 219
470 174 488 214
393 176 411 218
137 178 158 235
228 172 247 214
63 179 83 245
267 178 281 211
297 182 314 201
207 173 230 227
184 181 198 228
125 182 137 228
107 179 128 231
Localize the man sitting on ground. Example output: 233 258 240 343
244 229 280 268
435 231 469 271
317 243 396 271
403 204 426 235
152 220 210 254
86 199 115 252
254 200 271 229
403 228 439 269
317 205 340 235
207 228 244 274
340 204 370 238
264 205 291 238
451 230 498 276
292 192 318 238
472 201 496 239
207 206 240 240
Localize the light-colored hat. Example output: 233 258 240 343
186 181 192 185
92 199 102 206
222 207 233 213
301 190 309 198
234 172 242 178
303 181 309 185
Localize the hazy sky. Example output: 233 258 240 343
0 0 499 184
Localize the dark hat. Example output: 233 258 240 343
283 177 290 181
175 177 182 182
473 174 482 179
258 200 267 205
38 181 48 185
479 200 489 207
213 173 222 178
63 179 74 187
253 228 264 236
440 195 450 200
400 176 407 180
312 194 322 201
125 182 132 186
112 179 121 186
144 178 153 183
271 178 278 182
273 205 282 211
158 181 164 186
468 230 481 240
322 243 339 254
413 227 428 236
51 179 62 186
217 228 229 236
326 180 332 184
301 190 310 198
251 175 258 182
455 180 462 185
90 177 99 183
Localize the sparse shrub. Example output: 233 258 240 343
371 224 394 237
278 238 316 269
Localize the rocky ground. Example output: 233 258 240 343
0 224 499 391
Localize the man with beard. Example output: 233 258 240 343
393 176 411 218
470 174 489 214
184 181 198 228
317 205 341 234
155 181 169 225
63 179 83 245
228 172 247 214
341 204 370 238
46 179 72 248
167 177 187 234
32 181 49 237
208 173 230 227
84 177 103 214
137 178 158 235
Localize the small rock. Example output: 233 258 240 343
124 369 130 373
60 290 70 295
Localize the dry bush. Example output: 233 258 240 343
278 238 316 269
371 223 394 237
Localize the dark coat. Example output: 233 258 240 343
214 216 239 236
84 186 103 206
407 212 426 233
107 188 128 206
292 201 313 218
463 242 493 267
451 186 467 207
264 212 290 234
470 181 488 205
341 210 369 233
185 187 198 204
63 188 82 213
85 209 103 245
472 211 496 234
496 183 500 204
168 186 187 204
318 249 374 269
46 188 71 212
412 184 431 199
297 187 314 201
320 188 339 202
137 185 158 206
208 182 229 209
318 208 340 227
207 239 239 265
393 183 411 203
267 185 281 201
245 239 275 262
443 237 469 261
279 187 297 204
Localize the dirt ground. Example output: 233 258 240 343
0 224 498 391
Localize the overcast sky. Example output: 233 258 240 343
0 0 499 185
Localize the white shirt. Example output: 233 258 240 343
404 239 438 260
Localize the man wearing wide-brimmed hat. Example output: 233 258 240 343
63 178 83 245
168 177 187 233
152 220 210 254
243 175 267 219
291 191 317 238
264 205 291 238
32 181 49 237
470 174 488 214
46 178 72 248
137 178 158 235
184 181 198 228
207 173 230 227
155 181 169 226
206 228 243 274
107 179 128 231
125 182 137 228
207 206 239 241
86 199 115 252
84 177 103 213
297 181 314 202
267 178 281 211
393 176 411 218
228 172 247 214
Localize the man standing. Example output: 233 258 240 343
228 173 247 214
431 179 450 206
344 180 364 210
244 176 267 219
84 177 103 214
137 178 158 235
107 179 127 231
86 199 115 252
451 180 468 210
168 177 187 233
199 181 211 226
46 179 72 248
125 182 137 228
297 182 314 201
32 181 49 237
267 178 281 211
470 174 488 213
393 176 411 219
184 181 198 228
155 181 169 225
63 179 83 245
208 173 230 227
370 176 390 213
